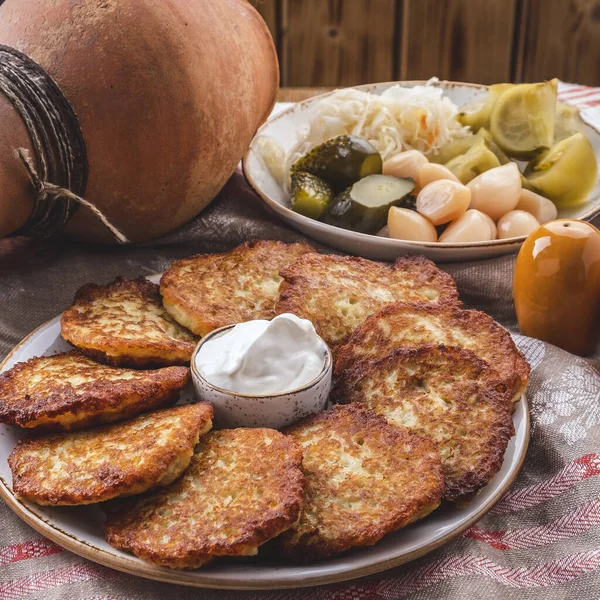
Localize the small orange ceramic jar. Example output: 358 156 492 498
514 219 600 356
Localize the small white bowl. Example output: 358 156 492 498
190 325 332 429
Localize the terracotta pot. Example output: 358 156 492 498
0 0 278 243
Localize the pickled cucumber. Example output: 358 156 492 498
323 175 415 234
490 79 558 159
400 194 418 211
444 138 501 184
554 103 585 142
291 135 382 191
524 133 598 208
457 83 514 131
290 172 334 219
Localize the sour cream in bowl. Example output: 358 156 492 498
191 314 332 429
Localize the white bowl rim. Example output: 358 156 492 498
190 323 333 399
243 79 600 250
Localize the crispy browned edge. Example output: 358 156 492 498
104 428 305 568
276 253 462 351
0 351 190 432
334 300 530 403
276 404 445 560
8 403 214 506
159 240 315 336
61 276 197 368
338 345 515 503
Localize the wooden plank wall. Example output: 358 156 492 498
251 0 600 87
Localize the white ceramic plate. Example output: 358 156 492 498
0 274 530 590
243 81 600 262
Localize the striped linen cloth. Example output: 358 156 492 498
0 84 599 600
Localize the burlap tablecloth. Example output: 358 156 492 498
1 88 600 599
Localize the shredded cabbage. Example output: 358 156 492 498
260 79 472 192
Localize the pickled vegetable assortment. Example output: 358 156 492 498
267 78 597 244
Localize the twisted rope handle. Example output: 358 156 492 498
15 148 129 244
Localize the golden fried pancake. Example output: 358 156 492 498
8 403 213 506
337 346 514 503
0 351 189 432
159 240 314 335
104 428 304 569
275 254 460 352
61 277 197 368
334 302 529 404
275 404 444 561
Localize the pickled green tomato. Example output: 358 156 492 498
444 139 501 184
490 80 557 159
457 83 514 132
525 133 598 208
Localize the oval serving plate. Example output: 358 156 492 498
0 275 530 590
243 81 600 263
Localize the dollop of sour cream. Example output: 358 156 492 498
195 313 327 395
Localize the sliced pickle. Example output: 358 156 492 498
444 138 501 184
457 83 514 131
400 194 418 211
323 175 415 234
290 172 334 220
524 132 598 208
291 135 382 191
431 129 509 165
554 103 586 142
490 79 558 159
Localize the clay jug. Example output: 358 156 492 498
0 0 278 243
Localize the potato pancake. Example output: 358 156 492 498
159 240 314 335
335 301 529 405
61 277 197 368
0 351 189 432
8 403 213 506
275 404 444 561
104 428 304 569
337 345 514 503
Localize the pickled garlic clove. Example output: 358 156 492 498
382 150 428 181
497 210 540 239
416 163 461 190
515 189 558 224
416 180 471 226
467 162 521 221
439 209 495 243
387 207 438 242
481 212 498 239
